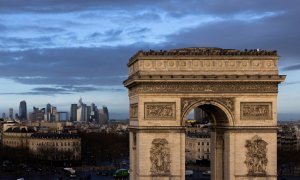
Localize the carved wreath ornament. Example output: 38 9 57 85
245 135 268 175
150 138 171 175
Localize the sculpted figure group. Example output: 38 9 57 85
245 135 268 175
150 138 171 175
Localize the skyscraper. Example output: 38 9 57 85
103 106 109 121
89 103 99 123
87 105 91 122
30 107 45 121
70 104 77 122
46 103 52 114
19 100 27 121
50 106 57 121
99 106 109 124
194 107 208 124
45 103 52 121
77 98 87 122
9 108 13 119
56 112 69 121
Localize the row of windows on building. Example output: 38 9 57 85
198 155 210 159
198 142 209 146
4 140 25 145
32 141 79 146
198 148 210 152
188 141 209 148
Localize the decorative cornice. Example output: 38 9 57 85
210 126 278 131
129 48 277 64
129 126 185 133
127 82 279 96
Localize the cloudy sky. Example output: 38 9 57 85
0 0 299 120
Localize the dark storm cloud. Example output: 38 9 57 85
0 0 164 13
279 81 300 86
0 23 65 34
0 85 125 95
128 28 151 35
87 29 123 42
165 6 300 66
0 0 299 87
0 46 140 86
0 92 70 95
0 36 56 50
0 0 297 15
32 85 124 93
282 64 300 71
0 24 6 31
162 0 299 16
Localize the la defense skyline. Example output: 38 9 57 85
3 98 110 123
19 100 27 121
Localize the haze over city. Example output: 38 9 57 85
0 0 300 120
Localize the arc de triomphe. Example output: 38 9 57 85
123 48 285 180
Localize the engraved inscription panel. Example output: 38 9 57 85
241 102 272 120
130 103 138 118
144 102 176 120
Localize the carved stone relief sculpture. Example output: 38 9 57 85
128 82 278 96
130 103 138 118
245 135 268 175
144 102 175 120
150 138 171 175
241 102 272 120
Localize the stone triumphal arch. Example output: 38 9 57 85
123 48 285 180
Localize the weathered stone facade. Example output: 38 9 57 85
124 48 285 180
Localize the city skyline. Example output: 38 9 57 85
1 1 300 120
1 98 111 122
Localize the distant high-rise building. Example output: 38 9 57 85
46 103 52 114
56 112 69 121
51 106 57 114
9 108 13 119
89 103 99 123
70 104 77 122
2 113 6 119
103 106 109 121
30 107 45 121
77 98 88 122
194 107 208 124
50 106 57 121
19 100 27 121
45 103 52 121
99 106 109 124
87 105 91 122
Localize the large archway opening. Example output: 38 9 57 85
184 102 231 179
